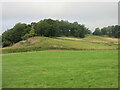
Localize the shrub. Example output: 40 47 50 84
2 40 12 47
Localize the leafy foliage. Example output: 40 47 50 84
2 40 12 47
2 19 119 47
93 28 101 36
2 19 90 47
2 23 31 47
93 25 120 38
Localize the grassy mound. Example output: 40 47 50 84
2 35 118 53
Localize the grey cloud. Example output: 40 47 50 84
2 2 118 34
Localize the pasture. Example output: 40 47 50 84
2 50 118 88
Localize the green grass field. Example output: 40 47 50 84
2 50 118 88
2 35 118 53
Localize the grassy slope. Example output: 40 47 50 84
2 35 118 53
2 50 118 88
57 35 118 45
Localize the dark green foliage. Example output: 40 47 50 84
59 20 71 36
101 27 108 35
34 19 89 37
3 19 119 48
2 29 14 47
10 23 28 42
2 23 31 47
22 26 36 40
87 30 92 34
22 34 31 40
93 28 101 36
2 19 119 47
2 19 90 47
2 40 12 47
111 25 120 38
93 25 120 38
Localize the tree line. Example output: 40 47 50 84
2 19 91 47
2 18 119 47
93 25 120 38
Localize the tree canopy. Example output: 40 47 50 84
93 25 120 38
2 19 91 47
2 18 119 47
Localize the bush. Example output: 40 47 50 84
22 34 31 40
2 41 12 47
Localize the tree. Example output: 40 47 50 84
35 19 60 37
110 25 120 38
87 29 92 34
2 18 92 47
93 25 120 38
101 27 107 35
2 23 29 47
11 23 28 42
78 25 87 38
2 40 12 47
93 28 101 36
29 26 36 37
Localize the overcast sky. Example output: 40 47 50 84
1 2 118 34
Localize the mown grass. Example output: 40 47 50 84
2 50 118 88
2 35 118 53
